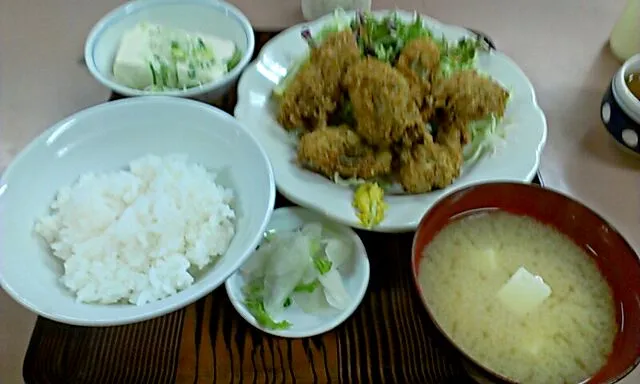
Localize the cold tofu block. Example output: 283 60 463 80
468 248 499 272
112 22 237 90
113 25 156 89
496 266 552 317
202 35 235 64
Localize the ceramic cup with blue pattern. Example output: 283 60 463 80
601 53 640 156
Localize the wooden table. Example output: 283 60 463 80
21 28 547 384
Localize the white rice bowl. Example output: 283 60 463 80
0 97 275 326
35 154 236 306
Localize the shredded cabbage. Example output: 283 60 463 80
463 114 507 163
438 37 486 77
332 172 392 189
315 8 352 41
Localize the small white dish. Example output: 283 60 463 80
84 0 255 103
0 96 276 326
234 9 548 232
225 206 370 338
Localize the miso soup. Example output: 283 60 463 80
418 211 617 384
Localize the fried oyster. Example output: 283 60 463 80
297 125 393 180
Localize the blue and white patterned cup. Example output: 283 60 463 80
601 53 640 156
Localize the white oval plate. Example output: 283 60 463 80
225 206 370 338
234 10 547 233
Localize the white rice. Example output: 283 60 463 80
34 154 236 306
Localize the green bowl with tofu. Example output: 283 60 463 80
84 0 254 102
411 182 640 384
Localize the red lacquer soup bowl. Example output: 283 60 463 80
411 182 640 384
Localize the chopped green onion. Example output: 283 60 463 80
159 62 170 86
226 48 242 71
149 62 158 85
187 62 196 79
243 281 292 330
294 280 319 293
170 40 186 61
314 257 333 275
263 230 277 242
245 298 292 329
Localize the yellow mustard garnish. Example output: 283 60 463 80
353 183 388 229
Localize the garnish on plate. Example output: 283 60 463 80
240 222 354 330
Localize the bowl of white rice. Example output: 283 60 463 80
0 96 276 326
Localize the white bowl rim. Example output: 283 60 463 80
84 0 256 98
613 53 640 124
0 96 277 326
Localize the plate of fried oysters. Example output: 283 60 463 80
235 9 547 232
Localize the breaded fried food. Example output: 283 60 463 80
343 57 424 148
396 37 441 122
277 30 361 131
432 69 510 125
297 125 393 180
397 124 465 194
